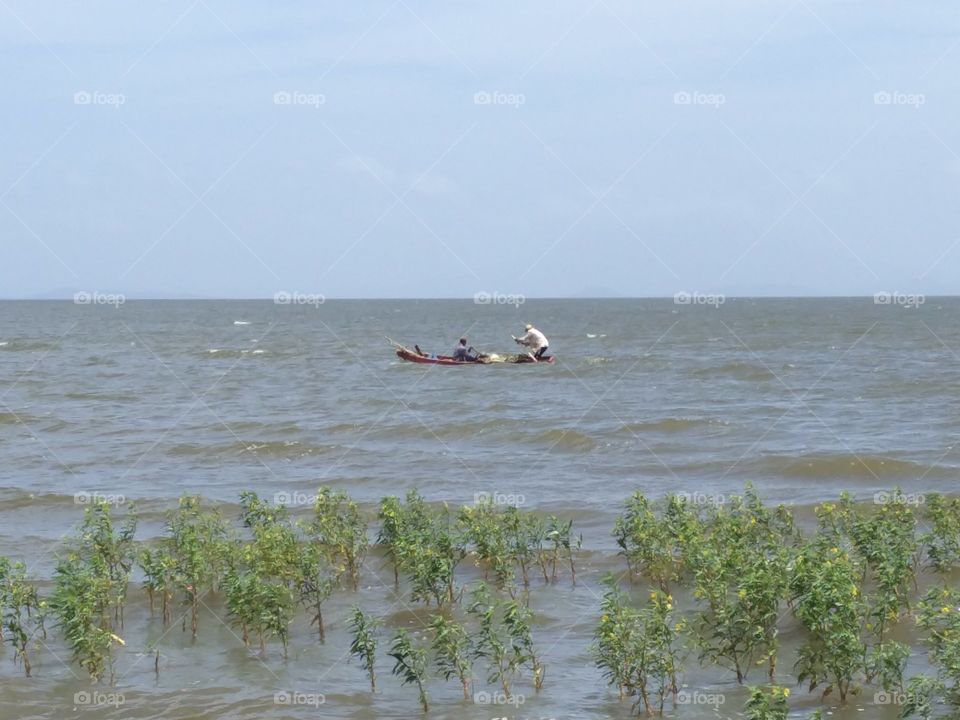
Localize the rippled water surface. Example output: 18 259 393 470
0 298 956 719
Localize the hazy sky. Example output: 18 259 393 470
1 1 958 298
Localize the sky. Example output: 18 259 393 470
1 1 958 299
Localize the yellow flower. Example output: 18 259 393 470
942 607 952 614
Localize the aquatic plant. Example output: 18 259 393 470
349 606 380 692
295 543 336 643
468 582 517 696
459 501 516 588
378 491 430 587
49 502 135 682
613 492 678 592
921 493 960 577
594 576 639 701
310 487 368 591
138 547 176 625
790 536 865 702
384 494 464 606
1 559 46 676
744 686 790 720
689 490 790 683
900 586 960 717
429 613 473 699
165 495 231 639
77 501 137 629
50 555 121 682
503 599 545 690
389 629 430 712
541 515 581 584
593 576 683 715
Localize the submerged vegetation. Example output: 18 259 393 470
4 485 960 717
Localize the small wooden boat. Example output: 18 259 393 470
394 344 554 365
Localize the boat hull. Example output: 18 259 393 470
395 347 554 365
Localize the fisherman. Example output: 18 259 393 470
452 337 476 362
513 323 549 361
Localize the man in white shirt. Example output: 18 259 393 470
513 324 549 361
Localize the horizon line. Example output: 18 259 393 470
0 293 949 301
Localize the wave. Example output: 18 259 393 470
0 339 61 352
64 391 139 402
742 453 943 480
371 418 523 441
168 439 333 460
618 417 725 433
81 355 117 366
692 362 776 381
584 356 616 365
202 348 269 358
524 428 597 452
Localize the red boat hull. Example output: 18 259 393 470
395 347 554 365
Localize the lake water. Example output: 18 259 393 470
0 298 954 719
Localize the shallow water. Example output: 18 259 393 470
0 298 953 718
